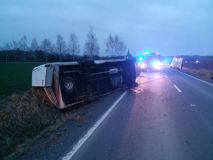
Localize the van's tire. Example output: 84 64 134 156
62 76 76 93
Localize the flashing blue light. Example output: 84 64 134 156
163 57 172 64
139 57 143 61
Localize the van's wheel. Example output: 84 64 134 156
62 76 76 93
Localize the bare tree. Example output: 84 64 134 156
11 40 18 50
3 42 12 62
106 34 115 56
68 32 80 60
56 34 66 62
41 38 52 53
51 44 57 53
115 35 126 56
19 35 28 51
41 38 52 62
105 34 127 56
84 28 99 59
31 38 39 51
4 40 18 50
4 42 12 50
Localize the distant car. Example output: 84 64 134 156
136 52 163 72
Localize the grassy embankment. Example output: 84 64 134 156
182 66 213 83
0 63 65 159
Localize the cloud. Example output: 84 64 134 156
0 0 213 55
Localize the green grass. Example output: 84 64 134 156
182 67 213 83
0 62 42 99
0 62 70 159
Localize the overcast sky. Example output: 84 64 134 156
0 0 213 56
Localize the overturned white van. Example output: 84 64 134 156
32 59 136 109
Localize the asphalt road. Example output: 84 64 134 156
18 68 213 160
64 69 213 160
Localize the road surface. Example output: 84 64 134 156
19 69 213 160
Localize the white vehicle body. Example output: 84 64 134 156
32 62 78 87
32 62 79 109
170 57 183 70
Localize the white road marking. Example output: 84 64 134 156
163 73 173 84
163 73 168 79
190 104 196 107
61 91 127 160
174 84 182 93
176 69 213 87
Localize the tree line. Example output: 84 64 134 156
0 29 128 62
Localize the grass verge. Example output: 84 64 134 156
182 67 213 83
0 87 86 160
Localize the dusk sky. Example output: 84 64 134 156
0 0 213 56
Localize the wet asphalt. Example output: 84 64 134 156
19 69 213 160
